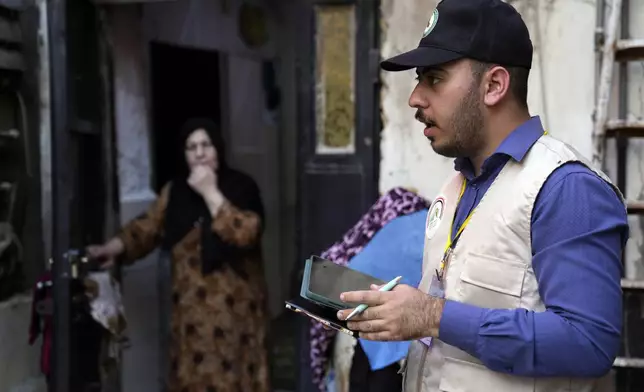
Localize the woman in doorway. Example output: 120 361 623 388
87 118 270 392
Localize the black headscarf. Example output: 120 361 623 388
162 118 264 276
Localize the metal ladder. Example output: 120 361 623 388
594 0 644 389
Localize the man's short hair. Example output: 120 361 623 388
471 61 529 109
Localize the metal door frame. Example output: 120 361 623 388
294 0 381 390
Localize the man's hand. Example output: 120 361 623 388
337 284 445 341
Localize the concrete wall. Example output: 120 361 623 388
106 6 160 391
379 0 644 279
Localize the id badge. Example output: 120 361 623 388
420 273 445 347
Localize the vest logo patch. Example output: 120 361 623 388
426 196 445 239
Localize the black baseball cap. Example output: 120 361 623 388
381 0 533 72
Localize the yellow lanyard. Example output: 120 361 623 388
444 180 472 252
438 179 473 276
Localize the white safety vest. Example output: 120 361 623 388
403 134 623 392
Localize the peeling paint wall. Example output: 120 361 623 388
380 0 596 196
105 6 162 391
379 0 447 199
109 6 156 207
380 0 644 279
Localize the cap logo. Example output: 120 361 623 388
422 8 439 38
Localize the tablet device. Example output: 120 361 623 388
300 255 386 310
285 296 357 338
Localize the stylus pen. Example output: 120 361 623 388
344 276 403 321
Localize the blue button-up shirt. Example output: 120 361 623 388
437 116 629 378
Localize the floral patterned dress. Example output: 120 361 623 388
117 183 271 392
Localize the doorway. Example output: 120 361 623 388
149 42 222 191
148 41 297 390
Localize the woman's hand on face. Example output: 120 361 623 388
188 165 218 197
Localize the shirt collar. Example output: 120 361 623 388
454 116 545 177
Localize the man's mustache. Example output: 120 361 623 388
415 110 436 126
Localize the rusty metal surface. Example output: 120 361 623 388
626 201 644 214
606 120 644 138
622 279 644 290
614 357 644 368
615 39 644 62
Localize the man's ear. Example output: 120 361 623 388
482 66 511 107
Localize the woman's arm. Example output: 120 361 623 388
115 184 171 263
203 189 262 248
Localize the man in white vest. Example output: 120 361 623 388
336 0 629 391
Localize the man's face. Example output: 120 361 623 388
408 59 485 158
